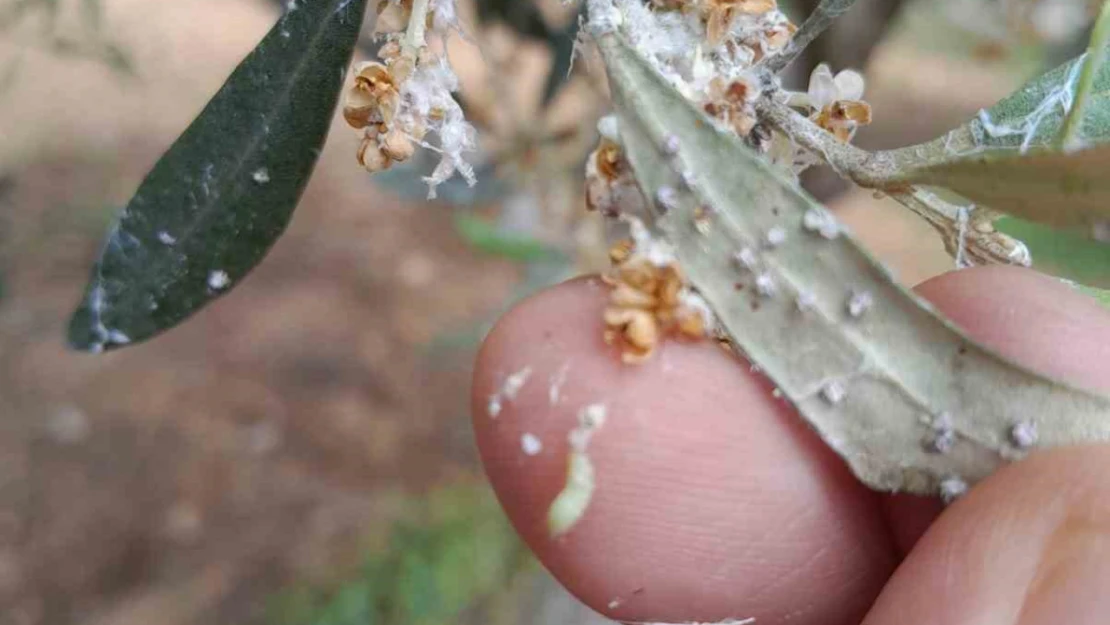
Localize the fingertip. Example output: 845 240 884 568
472 278 897 625
914 266 1110 393
865 446 1110 625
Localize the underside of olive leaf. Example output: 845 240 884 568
595 30 1110 497
891 144 1110 235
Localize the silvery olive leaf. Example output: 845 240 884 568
595 31 1110 497
888 144 1110 237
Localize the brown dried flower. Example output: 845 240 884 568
806 64 872 142
343 62 400 129
703 0 779 46
602 239 710 364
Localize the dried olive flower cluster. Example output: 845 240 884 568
602 223 713 364
585 0 873 362
342 0 476 198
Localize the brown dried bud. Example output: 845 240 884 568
622 309 659 351
357 136 392 172
375 0 412 33
831 100 873 126
658 265 683 307
611 284 658 309
608 239 634 265
344 87 378 129
764 21 797 50
381 129 415 162
618 258 659 294
378 41 402 60
676 308 706 339
344 62 398 129
595 140 626 180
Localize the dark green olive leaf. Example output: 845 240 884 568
996 216 1110 288
540 8 583 108
67 0 369 352
891 144 1110 235
454 214 564 263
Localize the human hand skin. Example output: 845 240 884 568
471 266 1110 625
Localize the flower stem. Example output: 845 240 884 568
759 0 861 74
403 0 431 55
755 98 1030 267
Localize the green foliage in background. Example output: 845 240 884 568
454 214 565 264
267 481 533 625
997 216 1110 288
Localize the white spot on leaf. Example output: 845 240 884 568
939 476 968 503
765 226 787 248
755 273 776 298
820 381 847 405
208 270 231 291
1009 421 1038 449
847 290 874 319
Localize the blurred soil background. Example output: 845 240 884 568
0 0 1078 623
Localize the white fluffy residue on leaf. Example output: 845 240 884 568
940 476 969 503
384 8 477 198
820 380 847 405
678 289 716 333
846 289 874 319
626 215 676 267
428 0 460 34
595 0 791 102
973 57 1083 154
597 114 621 142
755 272 776 298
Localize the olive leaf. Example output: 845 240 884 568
881 0 1110 177
66 0 369 352
889 47 1110 164
870 5 1110 239
596 31 1110 496
887 144 1110 235
996 216 1110 288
